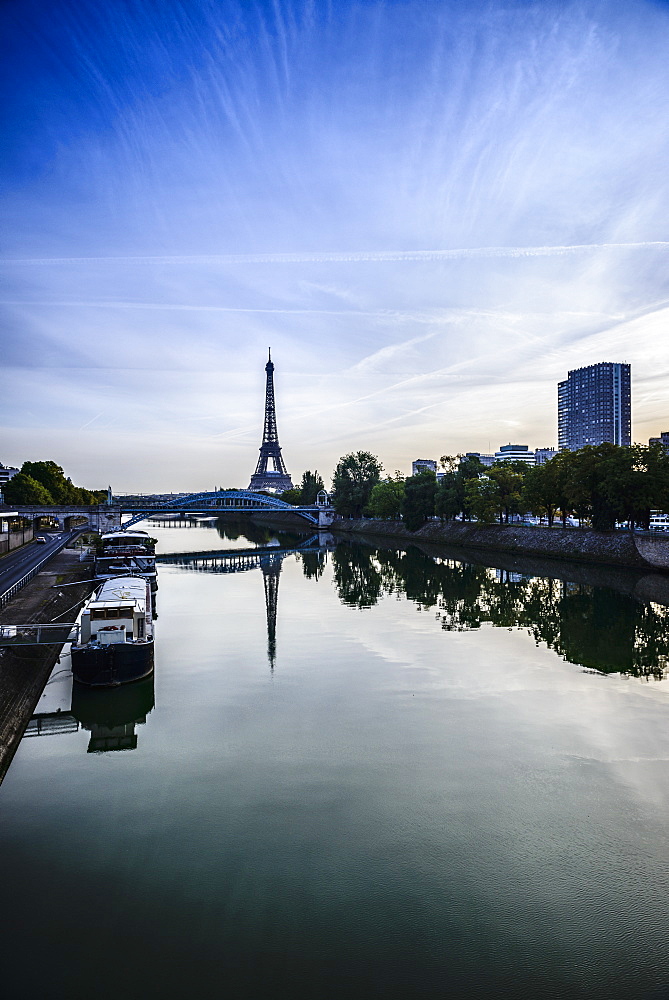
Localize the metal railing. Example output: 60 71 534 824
0 622 79 646
0 552 58 610
0 531 81 610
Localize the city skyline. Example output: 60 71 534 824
2 1 669 491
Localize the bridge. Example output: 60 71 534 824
0 503 122 532
120 490 333 529
156 535 334 574
0 490 335 533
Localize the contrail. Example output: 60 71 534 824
1 242 668 266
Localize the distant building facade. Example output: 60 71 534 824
494 444 535 466
0 464 19 486
461 446 554 468
412 459 437 476
558 362 631 450
649 431 669 454
462 452 495 468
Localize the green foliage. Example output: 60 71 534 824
434 473 460 521
299 470 325 504
464 476 501 523
402 470 437 531
522 460 564 525
331 451 383 517
487 462 527 522
280 488 303 505
17 460 105 506
4 473 54 504
366 474 405 519
519 444 669 530
561 445 620 530
280 470 325 507
435 455 484 522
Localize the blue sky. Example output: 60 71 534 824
2 0 668 492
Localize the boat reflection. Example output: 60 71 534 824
71 674 155 753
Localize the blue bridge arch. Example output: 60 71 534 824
120 490 322 529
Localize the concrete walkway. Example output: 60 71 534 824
0 547 94 784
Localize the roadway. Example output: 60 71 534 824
0 531 81 602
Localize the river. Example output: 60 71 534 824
1 518 669 999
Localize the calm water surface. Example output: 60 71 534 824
1 519 669 999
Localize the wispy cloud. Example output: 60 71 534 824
3 241 669 267
2 0 669 488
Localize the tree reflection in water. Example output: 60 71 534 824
214 516 308 550
332 543 669 680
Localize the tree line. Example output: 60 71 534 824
3 461 106 506
319 444 669 532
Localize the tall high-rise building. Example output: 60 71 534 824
558 363 631 451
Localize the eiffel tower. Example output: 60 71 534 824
248 350 294 492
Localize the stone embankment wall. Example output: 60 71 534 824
0 528 35 557
332 519 669 572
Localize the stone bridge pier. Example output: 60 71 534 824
318 507 335 528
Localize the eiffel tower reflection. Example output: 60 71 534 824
168 547 288 667
261 551 282 671
156 539 334 669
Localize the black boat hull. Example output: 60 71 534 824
71 640 154 687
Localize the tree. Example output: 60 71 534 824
523 455 572 526
402 470 437 531
435 454 484 521
563 445 620 531
598 444 669 530
20 460 105 505
366 474 405 519
465 475 502 524
281 470 326 507
21 461 73 503
280 487 303 505
299 470 325 505
4 473 54 504
331 451 383 517
486 462 526 523
435 472 461 521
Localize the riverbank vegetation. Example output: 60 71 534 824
3 461 106 506
326 443 669 532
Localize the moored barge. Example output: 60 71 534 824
94 530 157 583
71 576 154 687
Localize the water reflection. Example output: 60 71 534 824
71 675 155 753
157 523 334 670
213 515 309 550
332 542 669 679
262 552 281 670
